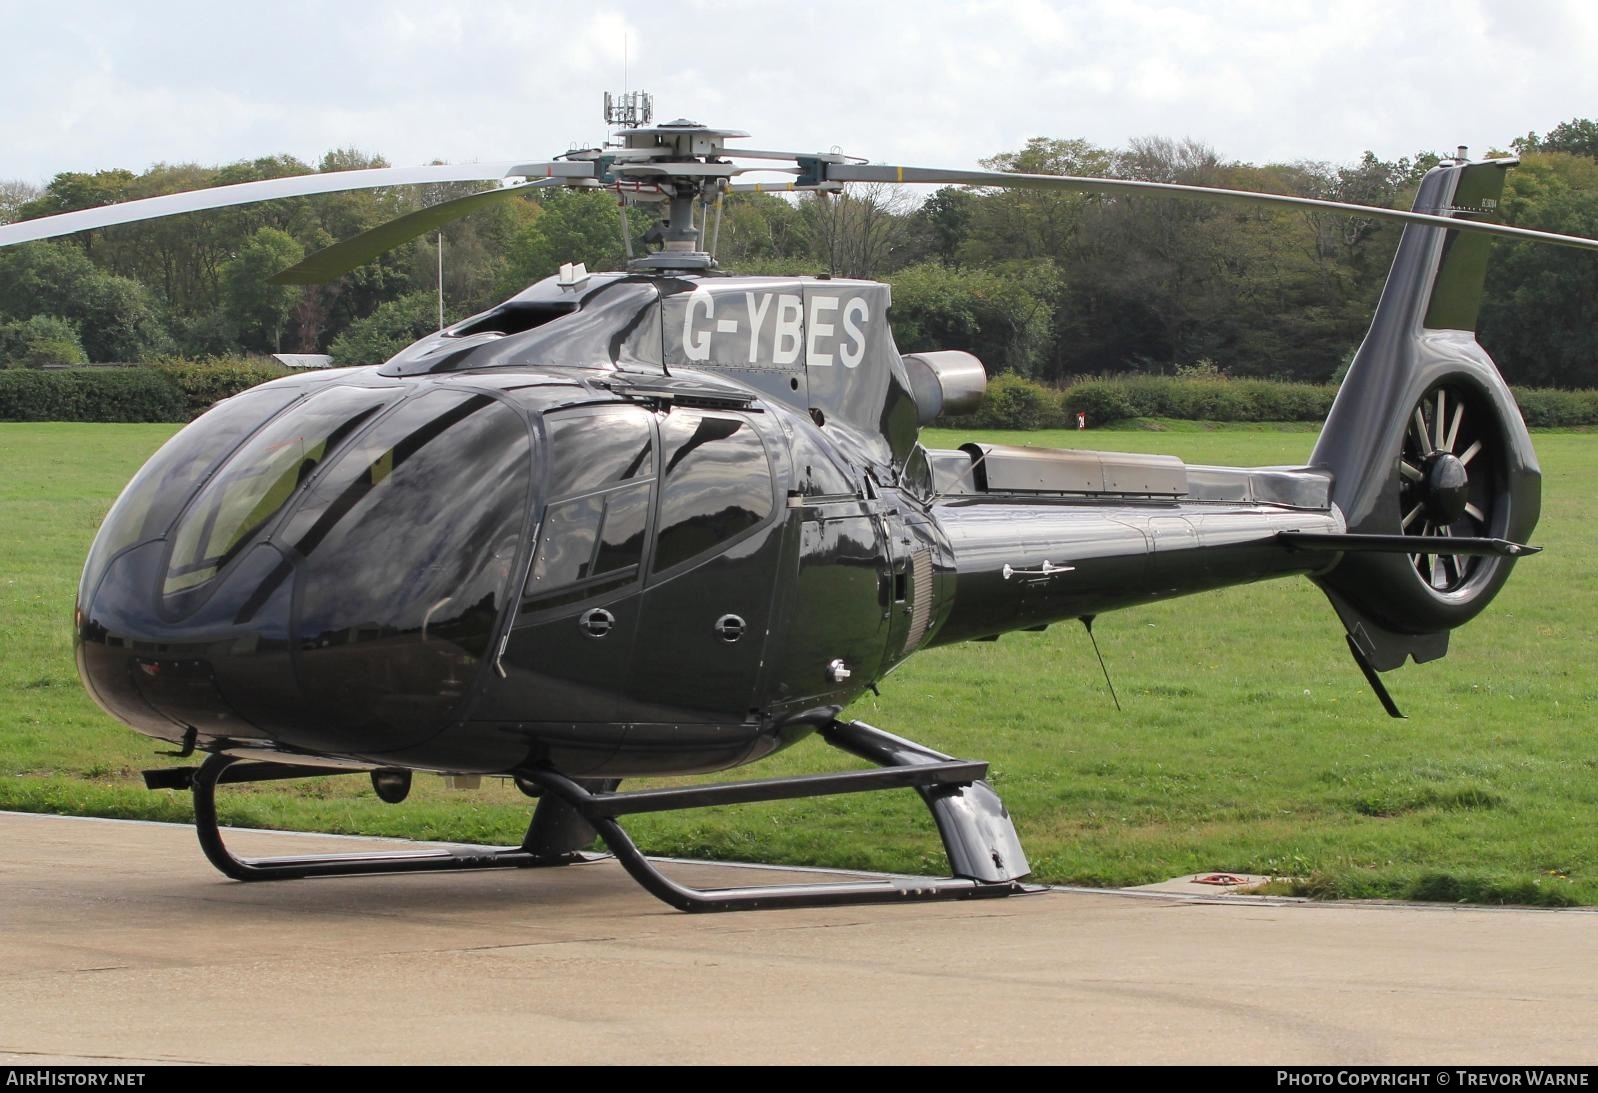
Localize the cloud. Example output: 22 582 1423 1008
3 0 1595 183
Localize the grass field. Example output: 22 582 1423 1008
2 420 1595 906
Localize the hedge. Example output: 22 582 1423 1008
0 359 291 423
1511 387 1598 428
1060 376 1598 429
944 373 1598 430
149 358 292 419
0 368 186 422
956 372 1067 430
5 363 1598 430
1062 375 1336 426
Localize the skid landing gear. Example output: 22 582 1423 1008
143 720 1037 913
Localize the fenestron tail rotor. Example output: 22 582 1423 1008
1399 383 1501 593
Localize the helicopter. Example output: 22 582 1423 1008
3 102 1595 913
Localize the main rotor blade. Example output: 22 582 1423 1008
826 164 1598 254
270 178 564 284
0 161 593 248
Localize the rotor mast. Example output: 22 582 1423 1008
591 93 744 272
615 120 744 272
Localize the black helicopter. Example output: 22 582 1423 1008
3 108 1593 912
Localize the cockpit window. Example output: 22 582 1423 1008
292 390 528 657
164 386 397 600
653 409 773 574
280 390 494 556
542 406 654 500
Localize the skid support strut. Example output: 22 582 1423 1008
146 720 1034 912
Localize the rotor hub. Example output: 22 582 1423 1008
1422 451 1470 524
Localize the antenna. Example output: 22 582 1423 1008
1080 616 1121 712
603 90 654 132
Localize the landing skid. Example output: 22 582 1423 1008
143 720 1037 913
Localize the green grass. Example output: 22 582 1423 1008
3 421 1596 907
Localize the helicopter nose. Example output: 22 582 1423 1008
77 538 294 748
77 382 537 762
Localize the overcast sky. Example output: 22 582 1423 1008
3 0 1594 184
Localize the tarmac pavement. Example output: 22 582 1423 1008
1 810 1593 1065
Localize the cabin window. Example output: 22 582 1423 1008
521 406 657 612
542 406 655 500
653 409 773 574
523 480 652 608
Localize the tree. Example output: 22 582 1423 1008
21 169 137 217
918 188 975 267
220 227 305 353
328 292 439 365
886 260 1058 375
0 242 169 361
2 134 1587 387
1513 118 1598 160
960 138 1114 267
1045 137 1235 372
18 169 138 257
0 315 87 368
0 180 41 225
799 183 917 279
1478 152 1598 387
713 193 808 270
496 189 629 297
406 181 535 321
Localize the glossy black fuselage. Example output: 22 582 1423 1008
76 272 1345 779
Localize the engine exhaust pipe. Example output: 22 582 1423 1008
903 351 987 425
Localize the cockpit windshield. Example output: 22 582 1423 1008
80 378 539 755
80 385 302 607
164 386 397 601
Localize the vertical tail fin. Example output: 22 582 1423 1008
1308 158 1541 670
